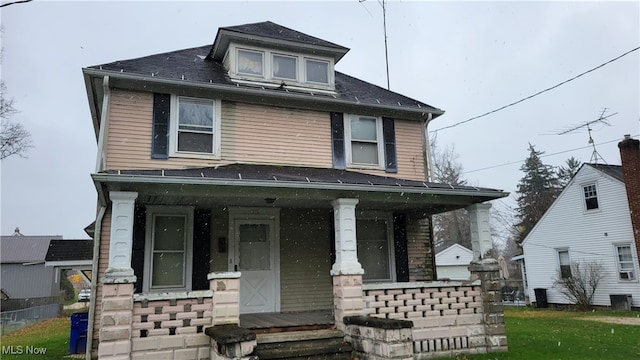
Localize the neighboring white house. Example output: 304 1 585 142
522 163 639 309
435 243 473 280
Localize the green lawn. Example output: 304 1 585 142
1 317 71 360
438 307 640 360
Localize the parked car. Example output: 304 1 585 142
78 289 91 302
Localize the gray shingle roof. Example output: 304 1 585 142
219 21 348 51
588 163 624 182
45 240 93 262
0 235 62 263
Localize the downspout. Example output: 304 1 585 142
423 113 434 181
95 76 110 173
86 205 106 360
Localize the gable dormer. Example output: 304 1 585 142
208 21 349 92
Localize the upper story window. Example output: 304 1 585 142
226 43 334 91
237 49 264 76
583 184 599 210
345 115 384 168
615 244 636 281
169 96 221 159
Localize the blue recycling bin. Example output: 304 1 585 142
69 312 88 354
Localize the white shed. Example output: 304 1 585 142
435 243 473 280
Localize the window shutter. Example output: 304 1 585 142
192 209 211 291
152 93 170 159
393 213 409 282
330 112 346 170
131 206 146 294
382 117 397 173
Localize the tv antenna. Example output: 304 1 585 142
555 108 615 164
359 0 391 90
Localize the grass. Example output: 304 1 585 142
0 317 71 360
438 307 640 360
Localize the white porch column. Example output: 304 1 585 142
467 203 494 261
103 191 138 282
330 198 364 275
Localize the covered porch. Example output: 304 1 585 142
90 164 508 359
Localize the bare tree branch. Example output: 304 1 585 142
553 260 605 310
1 81 31 159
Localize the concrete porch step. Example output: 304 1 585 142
256 329 353 360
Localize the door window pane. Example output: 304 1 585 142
239 224 270 271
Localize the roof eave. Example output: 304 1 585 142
82 68 444 121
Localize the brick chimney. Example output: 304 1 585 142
618 134 640 263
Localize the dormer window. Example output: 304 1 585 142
237 49 264 76
305 59 329 84
273 54 297 80
226 43 334 91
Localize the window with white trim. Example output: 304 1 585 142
144 207 193 292
357 214 395 282
169 96 221 158
583 184 599 210
557 249 571 279
615 244 636 280
345 115 384 168
225 43 335 91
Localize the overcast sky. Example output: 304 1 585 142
1 0 638 238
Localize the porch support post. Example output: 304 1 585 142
330 198 365 331
208 272 241 325
467 203 493 261
104 191 138 282
98 191 137 359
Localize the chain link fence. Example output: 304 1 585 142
0 304 61 335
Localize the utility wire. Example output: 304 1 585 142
462 135 639 175
432 46 640 133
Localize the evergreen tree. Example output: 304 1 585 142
557 156 582 187
514 144 561 244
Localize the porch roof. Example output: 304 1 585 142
92 164 508 213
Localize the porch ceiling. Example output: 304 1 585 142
92 164 508 214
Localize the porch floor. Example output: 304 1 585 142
240 309 335 334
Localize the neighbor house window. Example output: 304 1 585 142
305 59 329 84
345 115 384 167
144 207 193 292
237 49 264 76
615 244 636 280
357 215 394 282
169 96 221 158
272 54 297 80
583 184 599 210
558 249 571 279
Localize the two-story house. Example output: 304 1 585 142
522 136 640 310
83 22 509 360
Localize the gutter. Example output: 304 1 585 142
81 68 444 121
95 76 110 173
86 205 106 360
423 113 434 182
91 172 507 199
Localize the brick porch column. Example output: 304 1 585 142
208 272 241 325
469 262 508 354
99 191 138 359
467 203 493 261
330 199 365 330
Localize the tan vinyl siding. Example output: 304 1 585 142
92 211 111 347
279 208 333 311
105 90 332 170
221 103 332 167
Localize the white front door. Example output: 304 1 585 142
230 209 280 314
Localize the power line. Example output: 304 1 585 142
432 46 640 133
462 135 639 175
